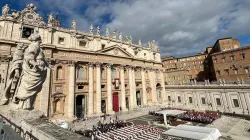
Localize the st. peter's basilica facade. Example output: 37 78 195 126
0 4 165 119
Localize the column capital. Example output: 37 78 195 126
67 60 76 66
87 62 95 67
95 62 102 67
105 63 113 68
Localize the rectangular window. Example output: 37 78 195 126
241 54 246 59
234 69 238 74
178 96 181 102
214 59 218 64
201 98 206 104
194 65 196 69
58 37 65 45
168 96 171 101
216 98 221 106
79 41 86 47
230 56 235 61
222 58 226 63
233 99 239 107
217 71 221 76
22 27 34 38
189 97 193 103
245 68 249 73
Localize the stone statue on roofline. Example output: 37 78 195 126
106 28 109 37
118 32 122 41
2 4 9 17
71 20 76 30
96 26 100 35
48 13 54 25
113 28 117 39
138 39 142 46
0 30 48 110
90 24 94 34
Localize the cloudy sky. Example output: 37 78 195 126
1 0 250 57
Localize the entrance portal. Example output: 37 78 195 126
136 91 141 106
76 95 85 118
112 92 119 112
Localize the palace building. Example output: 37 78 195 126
0 4 165 119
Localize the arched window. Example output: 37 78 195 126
56 66 63 79
78 67 84 79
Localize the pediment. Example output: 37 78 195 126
96 45 134 58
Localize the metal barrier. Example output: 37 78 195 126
0 121 23 140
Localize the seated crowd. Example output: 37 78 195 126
149 107 221 124
75 117 164 140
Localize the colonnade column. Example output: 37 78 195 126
106 64 114 114
141 68 147 106
243 92 250 115
239 92 247 114
160 70 166 104
221 92 229 112
87 63 94 116
120 65 128 111
68 61 75 118
95 63 102 115
225 93 233 113
128 66 134 110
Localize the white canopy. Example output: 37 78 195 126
155 110 186 125
156 110 186 116
162 125 221 140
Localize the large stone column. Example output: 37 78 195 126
128 66 134 110
209 92 216 111
106 64 115 114
95 63 103 115
149 69 157 104
120 65 128 111
160 70 166 104
87 63 94 116
141 68 147 106
68 61 75 118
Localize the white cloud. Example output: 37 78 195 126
17 0 250 57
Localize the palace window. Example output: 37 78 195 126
201 97 206 104
189 97 193 103
200 65 203 69
222 58 226 63
216 98 221 106
22 27 34 38
58 37 65 45
168 96 171 101
233 99 239 107
234 69 238 74
230 55 235 61
79 41 87 47
214 59 218 64
245 67 249 73
241 53 246 59
194 65 196 69
225 69 229 75
217 70 221 76
178 96 181 102
56 66 63 79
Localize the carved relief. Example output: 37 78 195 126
14 3 46 26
